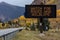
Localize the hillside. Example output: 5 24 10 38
0 2 25 22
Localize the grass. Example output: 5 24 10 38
12 29 60 40
40 29 60 40
0 28 60 40
0 29 60 40
0 38 2 40
12 30 41 40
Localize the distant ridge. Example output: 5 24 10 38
0 2 25 22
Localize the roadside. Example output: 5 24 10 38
12 29 60 40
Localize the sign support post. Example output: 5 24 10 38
38 18 43 33
38 0 45 33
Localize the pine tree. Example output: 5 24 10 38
43 18 50 31
30 23 35 31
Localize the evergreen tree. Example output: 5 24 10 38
43 18 50 31
30 23 35 31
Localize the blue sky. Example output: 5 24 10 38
0 0 34 7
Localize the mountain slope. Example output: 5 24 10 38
0 2 25 21
32 0 60 9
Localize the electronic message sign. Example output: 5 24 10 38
24 5 56 18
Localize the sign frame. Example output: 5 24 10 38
24 5 56 18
